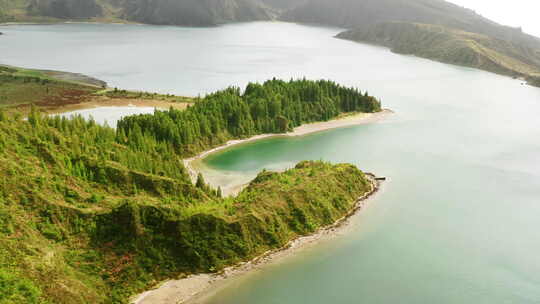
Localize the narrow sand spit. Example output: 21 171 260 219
45 96 191 114
132 175 383 304
184 109 393 195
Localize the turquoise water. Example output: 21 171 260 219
2 22 540 303
202 58 540 303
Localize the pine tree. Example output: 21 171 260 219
196 173 206 189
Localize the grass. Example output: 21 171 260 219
338 22 540 87
97 88 195 103
0 65 100 108
0 100 373 303
0 65 194 111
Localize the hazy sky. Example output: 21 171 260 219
450 0 540 37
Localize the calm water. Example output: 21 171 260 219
55 106 156 128
2 22 540 303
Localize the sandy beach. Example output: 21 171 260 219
45 96 191 114
184 109 393 195
132 174 383 304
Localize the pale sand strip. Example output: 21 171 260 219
132 175 383 304
44 96 191 114
184 109 393 195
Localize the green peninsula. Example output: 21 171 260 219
0 78 381 303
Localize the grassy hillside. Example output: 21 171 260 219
260 0 306 10
0 77 379 303
0 108 373 302
0 0 271 25
337 22 540 86
281 0 540 86
0 65 102 109
283 0 540 49
0 65 193 112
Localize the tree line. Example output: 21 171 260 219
117 79 381 156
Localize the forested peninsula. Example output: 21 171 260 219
0 78 382 303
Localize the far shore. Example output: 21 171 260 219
184 109 393 195
132 174 383 304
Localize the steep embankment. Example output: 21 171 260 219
0 113 373 303
260 0 306 10
337 22 540 85
121 0 270 26
0 0 271 25
283 0 540 87
283 0 540 48
0 79 382 303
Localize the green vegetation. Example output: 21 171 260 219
282 0 540 87
99 87 193 104
0 65 193 111
0 79 378 303
0 0 272 26
337 22 540 87
0 65 101 108
118 79 381 157
284 0 540 49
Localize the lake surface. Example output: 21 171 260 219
3 22 540 303
55 106 156 128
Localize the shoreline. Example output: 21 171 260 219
184 109 392 194
42 96 192 114
132 174 383 304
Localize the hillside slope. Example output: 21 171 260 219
282 0 540 86
0 78 381 303
0 0 271 25
337 22 540 85
283 0 540 49
0 112 373 303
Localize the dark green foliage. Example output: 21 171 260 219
0 79 376 303
93 161 371 278
118 79 381 156
0 270 41 304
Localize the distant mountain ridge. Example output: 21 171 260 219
337 22 540 84
282 0 540 86
282 0 540 49
0 0 271 26
1 0 540 86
